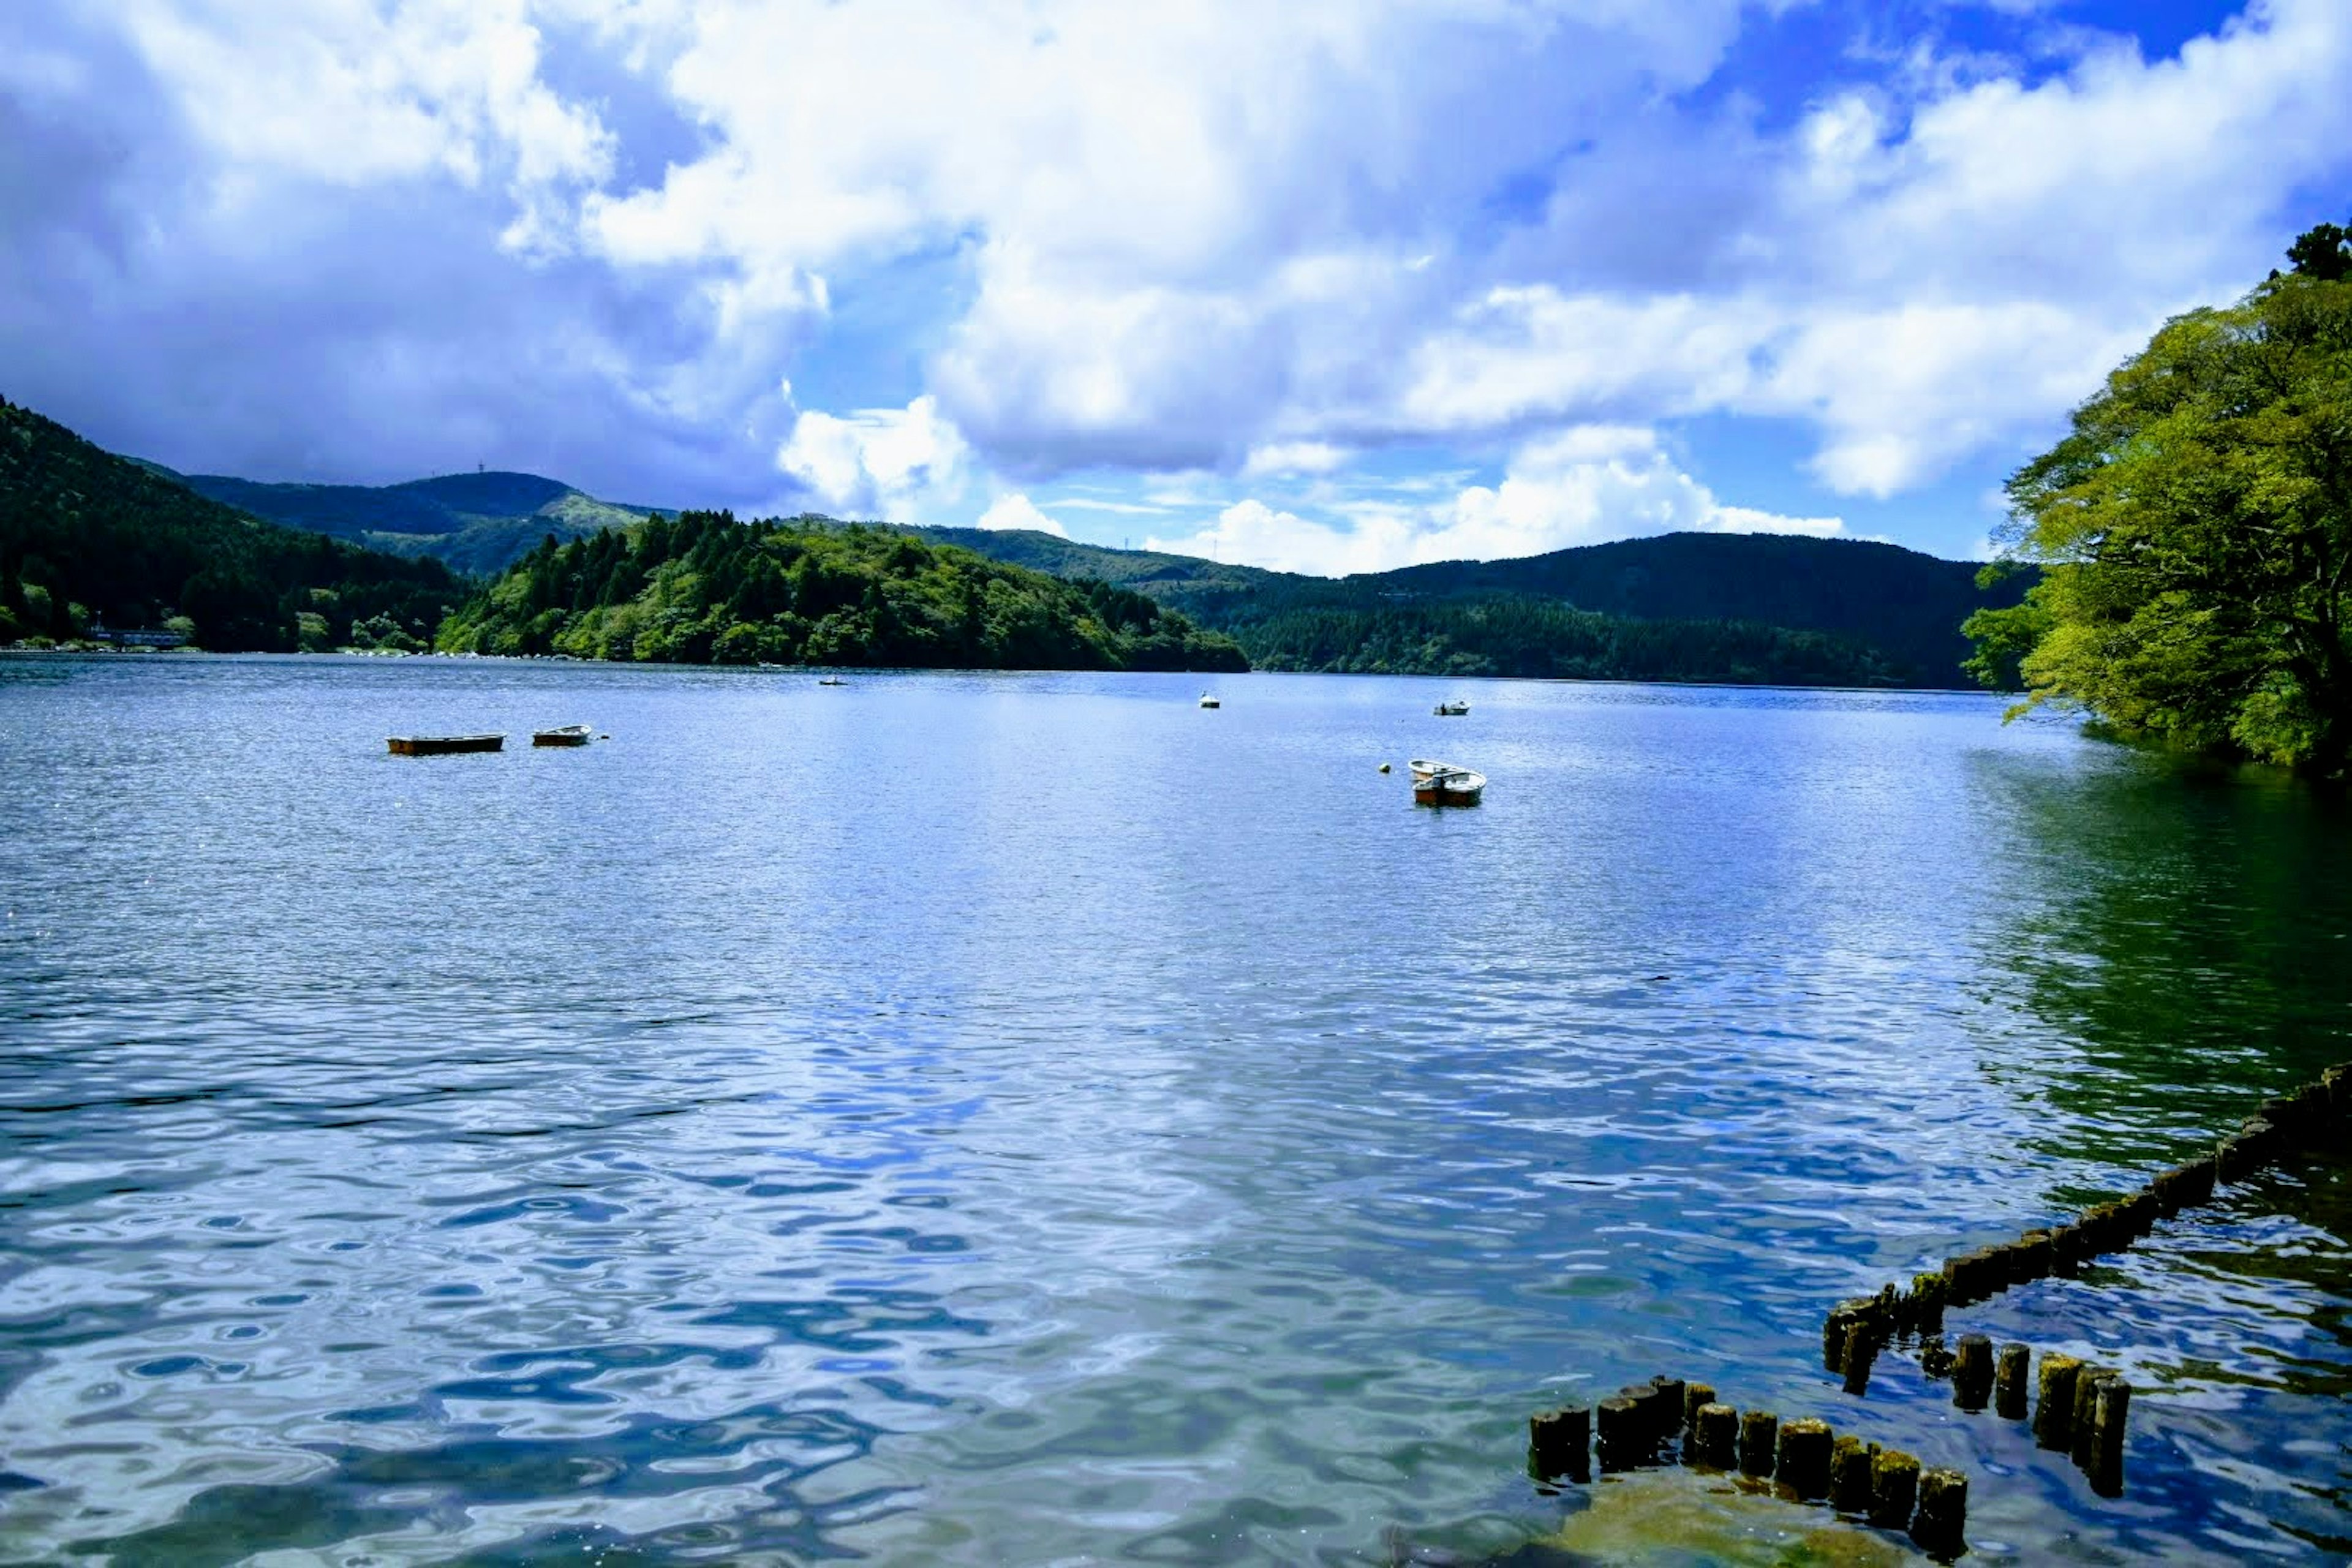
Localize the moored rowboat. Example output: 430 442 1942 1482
1412 765 1485 805
386 734 504 755
532 725 593 747
1434 700 1469 715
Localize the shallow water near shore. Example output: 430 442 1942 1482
1 653 2347 1566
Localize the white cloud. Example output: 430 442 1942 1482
974 492 1067 536
1240 440 1349 478
1145 426 1841 576
776 394 969 519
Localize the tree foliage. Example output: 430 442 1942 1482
0 396 464 650
437 511 1250 671
1966 243 2352 774
1243 597 1902 685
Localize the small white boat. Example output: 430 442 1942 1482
532 724 593 747
1199 693 1220 709
817 676 846 686
1434 700 1469 716
1408 758 1450 780
1413 765 1485 806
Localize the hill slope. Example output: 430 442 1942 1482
1 397 467 651
166 469 651 575
907 526 2027 687
439 511 1248 671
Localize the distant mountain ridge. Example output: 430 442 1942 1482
903 526 2028 688
150 466 653 575
98 434 2024 686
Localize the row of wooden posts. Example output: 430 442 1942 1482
1817 1059 2351 1493
1855 1063 2348 1327
1527 1377 1970 1558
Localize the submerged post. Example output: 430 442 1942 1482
1528 1404 1589 1483
1912 1467 1969 1556
1869 1449 1921 1531
1738 1409 1779 1479
1841 1322 1879 1396
1596 1395 1642 1473
1994 1342 2030 1420
2087 1376 2131 1498
1828 1436 1875 1513
1689 1402 1738 1469
2034 1352 2082 1451
1776 1417 1833 1500
1952 1333 1994 1412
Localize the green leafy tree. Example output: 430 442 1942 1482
1967 251 2352 774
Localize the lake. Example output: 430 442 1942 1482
1 654 2346 1566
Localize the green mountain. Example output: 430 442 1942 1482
438 511 1249 672
906 526 2029 688
160 468 652 575
1 396 466 652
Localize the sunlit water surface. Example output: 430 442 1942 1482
1 655 2346 1566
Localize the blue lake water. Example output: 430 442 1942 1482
1 654 2346 1565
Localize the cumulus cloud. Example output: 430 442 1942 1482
777 394 969 520
1146 426 1841 576
973 492 1067 537
3 0 2350 553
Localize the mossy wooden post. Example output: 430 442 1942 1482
1824 1298 1875 1373
1994 1343 2030 1420
1918 1333 1952 1380
1645 1376 1685 1449
2088 1377 2131 1498
1951 1333 1993 1412
2034 1352 2082 1450
2070 1366 2114 1470
1869 1449 1920 1530
2016 1228 2054 1280
1912 1467 1968 1556
1738 1409 1779 1479
1776 1417 1832 1500
2323 1064 2349 1112
1596 1395 1641 1473
1682 1381 1715 1441
1828 1437 1874 1513
1841 1321 1879 1396
1909 1272 1947 1336
2048 1221 2086 1276
1528 1404 1589 1483
1689 1402 1738 1469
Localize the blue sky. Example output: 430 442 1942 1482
4 1 2348 573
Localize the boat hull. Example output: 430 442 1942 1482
532 727 592 747
387 734 504 755
1414 782 1483 805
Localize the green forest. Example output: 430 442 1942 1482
1241 598 1901 685
436 510 1250 671
1 396 464 652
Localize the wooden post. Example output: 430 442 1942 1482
1596 1395 1642 1473
1908 1272 1947 1336
1689 1402 1738 1469
1824 1298 1876 1372
1738 1409 1779 1479
1869 1449 1920 1530
1994 1342 2030 1420
1828 1436 1874 1513
2034 1352 2082 1450
2070 1366 2114 1471
2016 1229 2054 1280
2087 1376 2130 1498
1912 1467 1969 1555
1528 1404 1589 1483
1682 1381 1715 1440
1776 1417 1833 1500
1918 1333 1952 1379
1642 1377 1684 1449
1841 1322 1879 1395
1953 1333 1994 1412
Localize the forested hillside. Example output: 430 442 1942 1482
1 397 465 651
1244 598 1901 684
910 526 2028 687
438 511 1248 671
